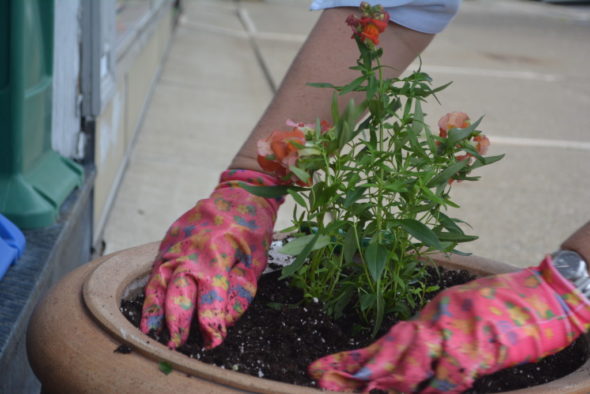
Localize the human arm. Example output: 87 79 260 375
229 6 436 172
561 221 590 267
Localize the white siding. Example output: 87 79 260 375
52 0 82 159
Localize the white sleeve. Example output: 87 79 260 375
309 0 461 34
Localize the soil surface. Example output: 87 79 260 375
121 266 588 393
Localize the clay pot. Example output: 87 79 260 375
27 242 590 393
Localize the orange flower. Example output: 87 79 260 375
358 17 388 45
346 3 389 46
455 154 471 162
257 128 306 183
438 112 470 138
474 134 490 155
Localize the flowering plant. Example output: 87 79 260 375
248 2 502 336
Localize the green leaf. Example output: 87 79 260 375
446 117 483 147
399 219 443 250
331 288 354 319
266 302 283 311
339 75 366 95
278 233 330 256
430 80 452 94
437 232 478 242
315 118 322 135
331 92 340 124
372 289 385 338
159 361 173 375
339 121 354 149
280 233 320 279
426 160 468 187
425 285 440 293
239 183 293 198
437 212 463 234
365 241 388 282
383 181 409 193
278 224 300 233
450 249 473 256
289 165 310 184
367 75 377 100
343 187 365 209
335 99 363 148
407 123 427 158
414 100 436 153
267 302 298 311
342 227 358 264
307 82 337 89
360 292 376 312
311 182 338 211
411 102 424 135
345 99 364 129
287 189 307 208
419 184 447 206
470 154 505 170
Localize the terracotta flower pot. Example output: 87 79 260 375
27 242 590 393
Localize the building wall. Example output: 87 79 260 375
93 2 174 245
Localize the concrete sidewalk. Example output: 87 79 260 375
103 0 590 268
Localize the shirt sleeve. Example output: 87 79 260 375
309 0 461 34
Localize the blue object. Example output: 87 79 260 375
0 214 26 280
310 0 461 34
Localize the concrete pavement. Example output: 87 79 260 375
102 0 590 268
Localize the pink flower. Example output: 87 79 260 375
257 119 333 186
257 128 308 186
437 112 492 184
474 134 490 155
438 112 470 138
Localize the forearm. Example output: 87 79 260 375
561 221 590 266
229 7 434 172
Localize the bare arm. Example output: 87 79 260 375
229 7 435 172
561 221 590 265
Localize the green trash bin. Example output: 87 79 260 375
0 0 83 229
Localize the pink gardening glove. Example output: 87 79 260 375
309 256 590 393
140 169 283 349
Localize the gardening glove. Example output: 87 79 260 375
140 169 283 349
309 255 590 393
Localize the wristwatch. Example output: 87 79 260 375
552 250 590 300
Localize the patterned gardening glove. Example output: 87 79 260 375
309 256 590 393
140 169 283 349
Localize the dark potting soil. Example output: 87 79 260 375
120 266 588 393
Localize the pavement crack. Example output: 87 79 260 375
236 4 277 93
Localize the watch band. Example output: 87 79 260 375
552 250 590 300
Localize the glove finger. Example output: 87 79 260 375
196 272 231 349
163 268 199 349
140 257 179 334
364 322 442 393
225 261 260 326
308 341 381 391
311 321 440 393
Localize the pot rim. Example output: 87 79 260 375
83 242 321 393
82 242 590 394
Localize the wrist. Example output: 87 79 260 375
560 221 590 270
550 250 590 300
228 155 264 174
